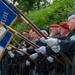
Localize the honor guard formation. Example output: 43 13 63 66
0 0 75 75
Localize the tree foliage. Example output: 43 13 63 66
13 0 37 12
13 0 75 33
26 0 75 28
12 0 50 12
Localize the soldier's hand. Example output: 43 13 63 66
39 37 46 43
26 60 30 66
7 46 12 50
8 51 14 58
47 56 54 63
45 38 58 47
30 53 38 60
35 46 46 54
22 48 27 53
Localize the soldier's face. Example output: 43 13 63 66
23 32 29 38
68 16 75 30
50 27 59 34
59 27 69 36
29 29 40 39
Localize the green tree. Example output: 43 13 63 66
13 0 75 32
13 0 37 13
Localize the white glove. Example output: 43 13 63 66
35 46 46 54
26 60 30 66
7 46 12 50
30 53 38 60
45 38 58 47
40 37 46 43
8 51 14 58
16 49 24 56
22 48 27 53
16 48 27 56
51 45 60 53
47 56 54 63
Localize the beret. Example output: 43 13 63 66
24 30 30 33
50 24 59 27
59 22 69 29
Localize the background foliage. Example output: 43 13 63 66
12 0 75 34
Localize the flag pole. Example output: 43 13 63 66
12 37 22 48
11 37 64 66
1 0 66 65
0 23 39 66
9 3 72 65
1 0 72 65
1 23 64 66
9 44 39 67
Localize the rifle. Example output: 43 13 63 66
1 0 65 65
12 37 22 48
10 3 72 65
9 44 39 67
1 23 64 66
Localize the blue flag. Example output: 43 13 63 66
0 0 19 40
0 30 12 60
0 31 12 47
0 0 19 60
0 0 19 26
2 0 19 14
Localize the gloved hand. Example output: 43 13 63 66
47 56 54 63
30 53 38 60
16 49 24 56
26 60 30 66
8 51 14 58
16 48 27 56
7 46 12 50
51 45 60 53
39 37 46 43
45 38 58 47
22 48 27 53
39 37 49 43
35 46 46 54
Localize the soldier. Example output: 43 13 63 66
17 28 50 75
35 14 75 75
59 21 70 39
49 24 60 38
23 30 30 38
59 22 69 35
